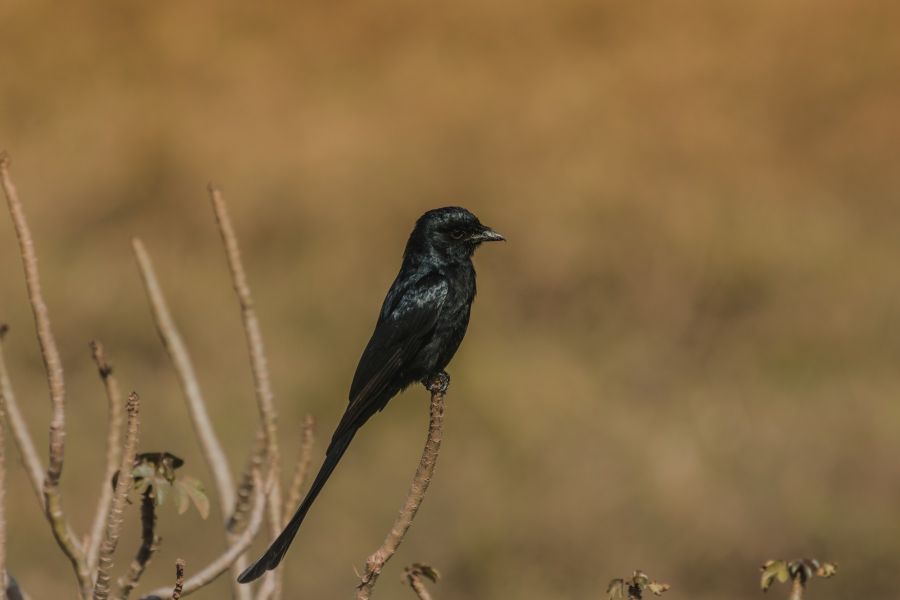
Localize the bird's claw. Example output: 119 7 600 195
424 371 450 394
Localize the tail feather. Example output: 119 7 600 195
237 432 355 583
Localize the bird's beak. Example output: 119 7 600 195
474 226 505 242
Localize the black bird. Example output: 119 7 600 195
238 206 503 583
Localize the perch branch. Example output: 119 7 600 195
86 341 124 573
116 488 160 599
171 559 185 600
356 380 448 600
1 153 89 596
139 471 268 600
0 325 44 505
209 185 284 597
284 414 315 526
93 392 141 600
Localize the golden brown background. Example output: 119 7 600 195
2 1 900 598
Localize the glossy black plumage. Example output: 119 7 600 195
238 206 503 583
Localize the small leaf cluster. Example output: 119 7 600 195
760 558 837 592
403 563 440 586
607 570 670 600
113 451 210 519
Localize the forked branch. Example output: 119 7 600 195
1 152 89 597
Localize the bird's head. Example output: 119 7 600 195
407 206 504 263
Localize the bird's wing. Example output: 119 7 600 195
328 272 448 452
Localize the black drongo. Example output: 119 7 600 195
238 206 503 583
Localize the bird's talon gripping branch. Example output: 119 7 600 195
425 371 450 394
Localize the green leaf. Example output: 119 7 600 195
173 481 190 515
606 579 626 600
153 479 172 507
647 582 670 596
179 476 210 519
761 560 788 591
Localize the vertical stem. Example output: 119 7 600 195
93 392 141 600
789 578 804 600
208 185 283 598
86 341 124 574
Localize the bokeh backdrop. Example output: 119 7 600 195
2 1 900 598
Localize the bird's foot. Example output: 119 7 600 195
424 371 450 394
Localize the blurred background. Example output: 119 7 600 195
2 0 900 598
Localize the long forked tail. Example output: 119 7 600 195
237 432 355 583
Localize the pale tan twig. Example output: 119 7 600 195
133 236 252 600
171 559 186 600
139 471 268 600
93 392 141 600
0 325 44 505
1 153 89 597
0 362 7 600
403 564 439 600
132 238 236 515
229 430 266 534
116 488 160 599
356 381 448 600
284 414 315 527
86 341 124 573
208 185 284 594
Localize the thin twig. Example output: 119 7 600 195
228 430 266 534
356 380 448 600
139 471 268 600
1 153 89 596
93 392 141 600
0 363 7 600
284 414 315 527
132 237 236 514
171 559 186 600
403 564 439 600
116 489 160 599
86 341 124 573
209 185 284 598
133 236 252 600
0 325 44 503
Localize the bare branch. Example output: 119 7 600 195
403 564 439 600
356 380 448 600
284 414 315 527
171 559 186 600
116 489 160 599
94 391 141 600
1 153 89 596
1 361 7 600
0 325 44 505
228 430 266 534
86 341 124 573
132 236 252 600
208 185 284 596
139 471 268 600
131 238 236 514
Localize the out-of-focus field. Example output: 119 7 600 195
2 1 900 598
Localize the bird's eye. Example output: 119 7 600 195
450 229 466 240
